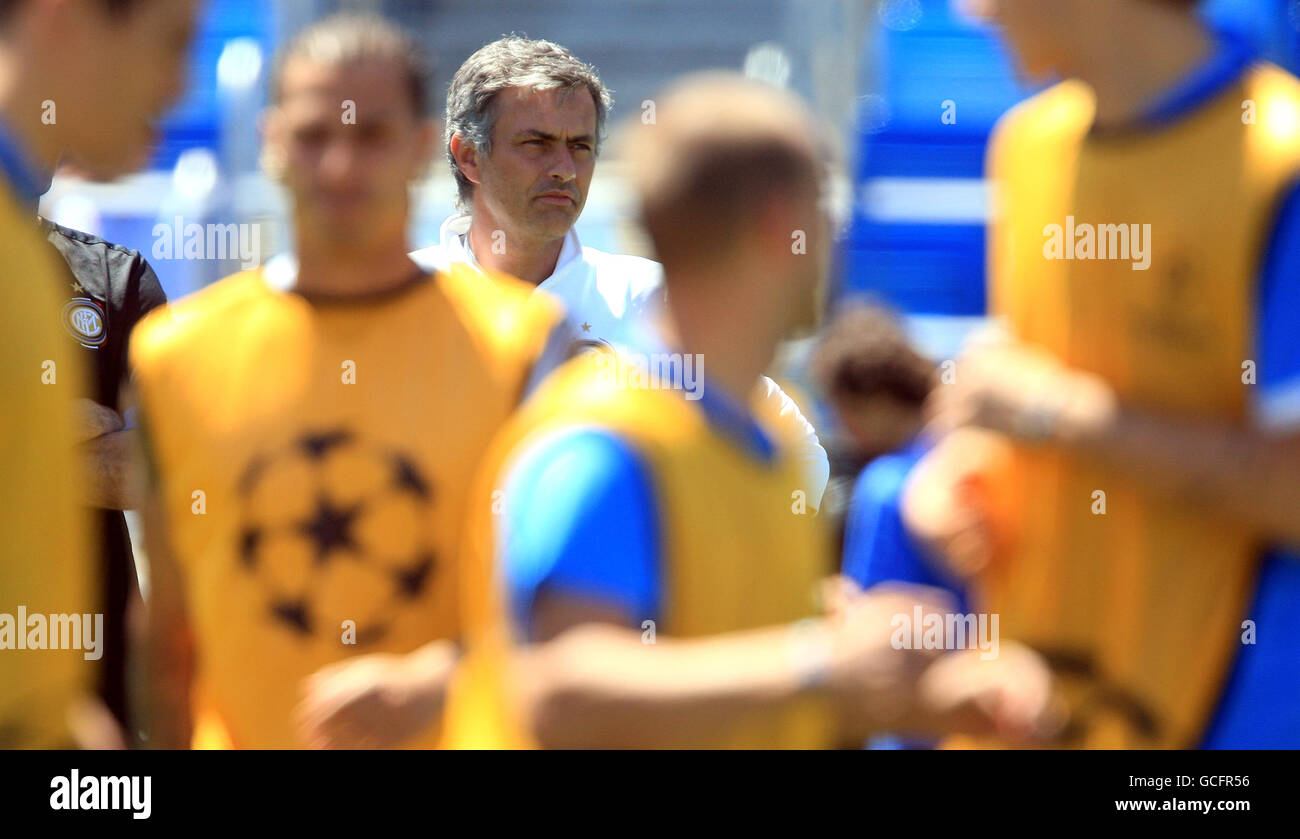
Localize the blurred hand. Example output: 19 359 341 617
925 342 1113 443
74 398 125 444
822 584 1062 744
900 429 1007 580
819 574 864 620
822 583 953 738
912 641 1065 744
67 695 127 750
294 640 458 749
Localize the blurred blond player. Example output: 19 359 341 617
479 74 1062 748
129 14 558 749
928 0 1300 746
0 0 197 748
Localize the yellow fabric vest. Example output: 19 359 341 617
0 182 95 747
445 354 835 748
980 64 1300 746
129 264 558 748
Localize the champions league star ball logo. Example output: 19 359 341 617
235 429 437 646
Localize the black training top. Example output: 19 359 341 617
42 217 167 733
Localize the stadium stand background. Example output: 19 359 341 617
33 0 1297 544
39 0 1292 309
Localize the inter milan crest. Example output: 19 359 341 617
569 335 615 357
62 297 106 348
235 429 438 646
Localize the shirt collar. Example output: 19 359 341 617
441 211 585 284
0 117 51 211
696 382 776 463
1132 28 1257 130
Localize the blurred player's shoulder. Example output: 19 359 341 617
1240 61 1300 152
41 218 166 313
436 261 564 365
508 351 702 456
1242 59 1300 93
130 268 269 364
988 80 1095 164
437 260 555 324
42 218 144 261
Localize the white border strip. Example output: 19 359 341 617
860 177 989 225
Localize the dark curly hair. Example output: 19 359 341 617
810 300 935 408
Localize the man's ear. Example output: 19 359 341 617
753 193 800 260
260 107 288 181
449 132 482 187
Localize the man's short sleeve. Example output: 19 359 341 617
751 375 830 512
498 429 662 639
131 254 168 321
842 446 969 612
116 252 166 425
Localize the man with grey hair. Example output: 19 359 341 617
410 35 830 513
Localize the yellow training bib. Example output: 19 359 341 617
130 264 558 748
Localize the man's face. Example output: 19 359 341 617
267 56 433 247
785 176 833 336
732 173 831 339
53 0 198 177
838 392 924 460
466 86 597 243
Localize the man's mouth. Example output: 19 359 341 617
536 192 577 206
319 192 370 214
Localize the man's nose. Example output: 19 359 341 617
320 136 361 181
548 147 578 183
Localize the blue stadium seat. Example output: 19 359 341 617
841 0 1031 316
148 0 277 171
